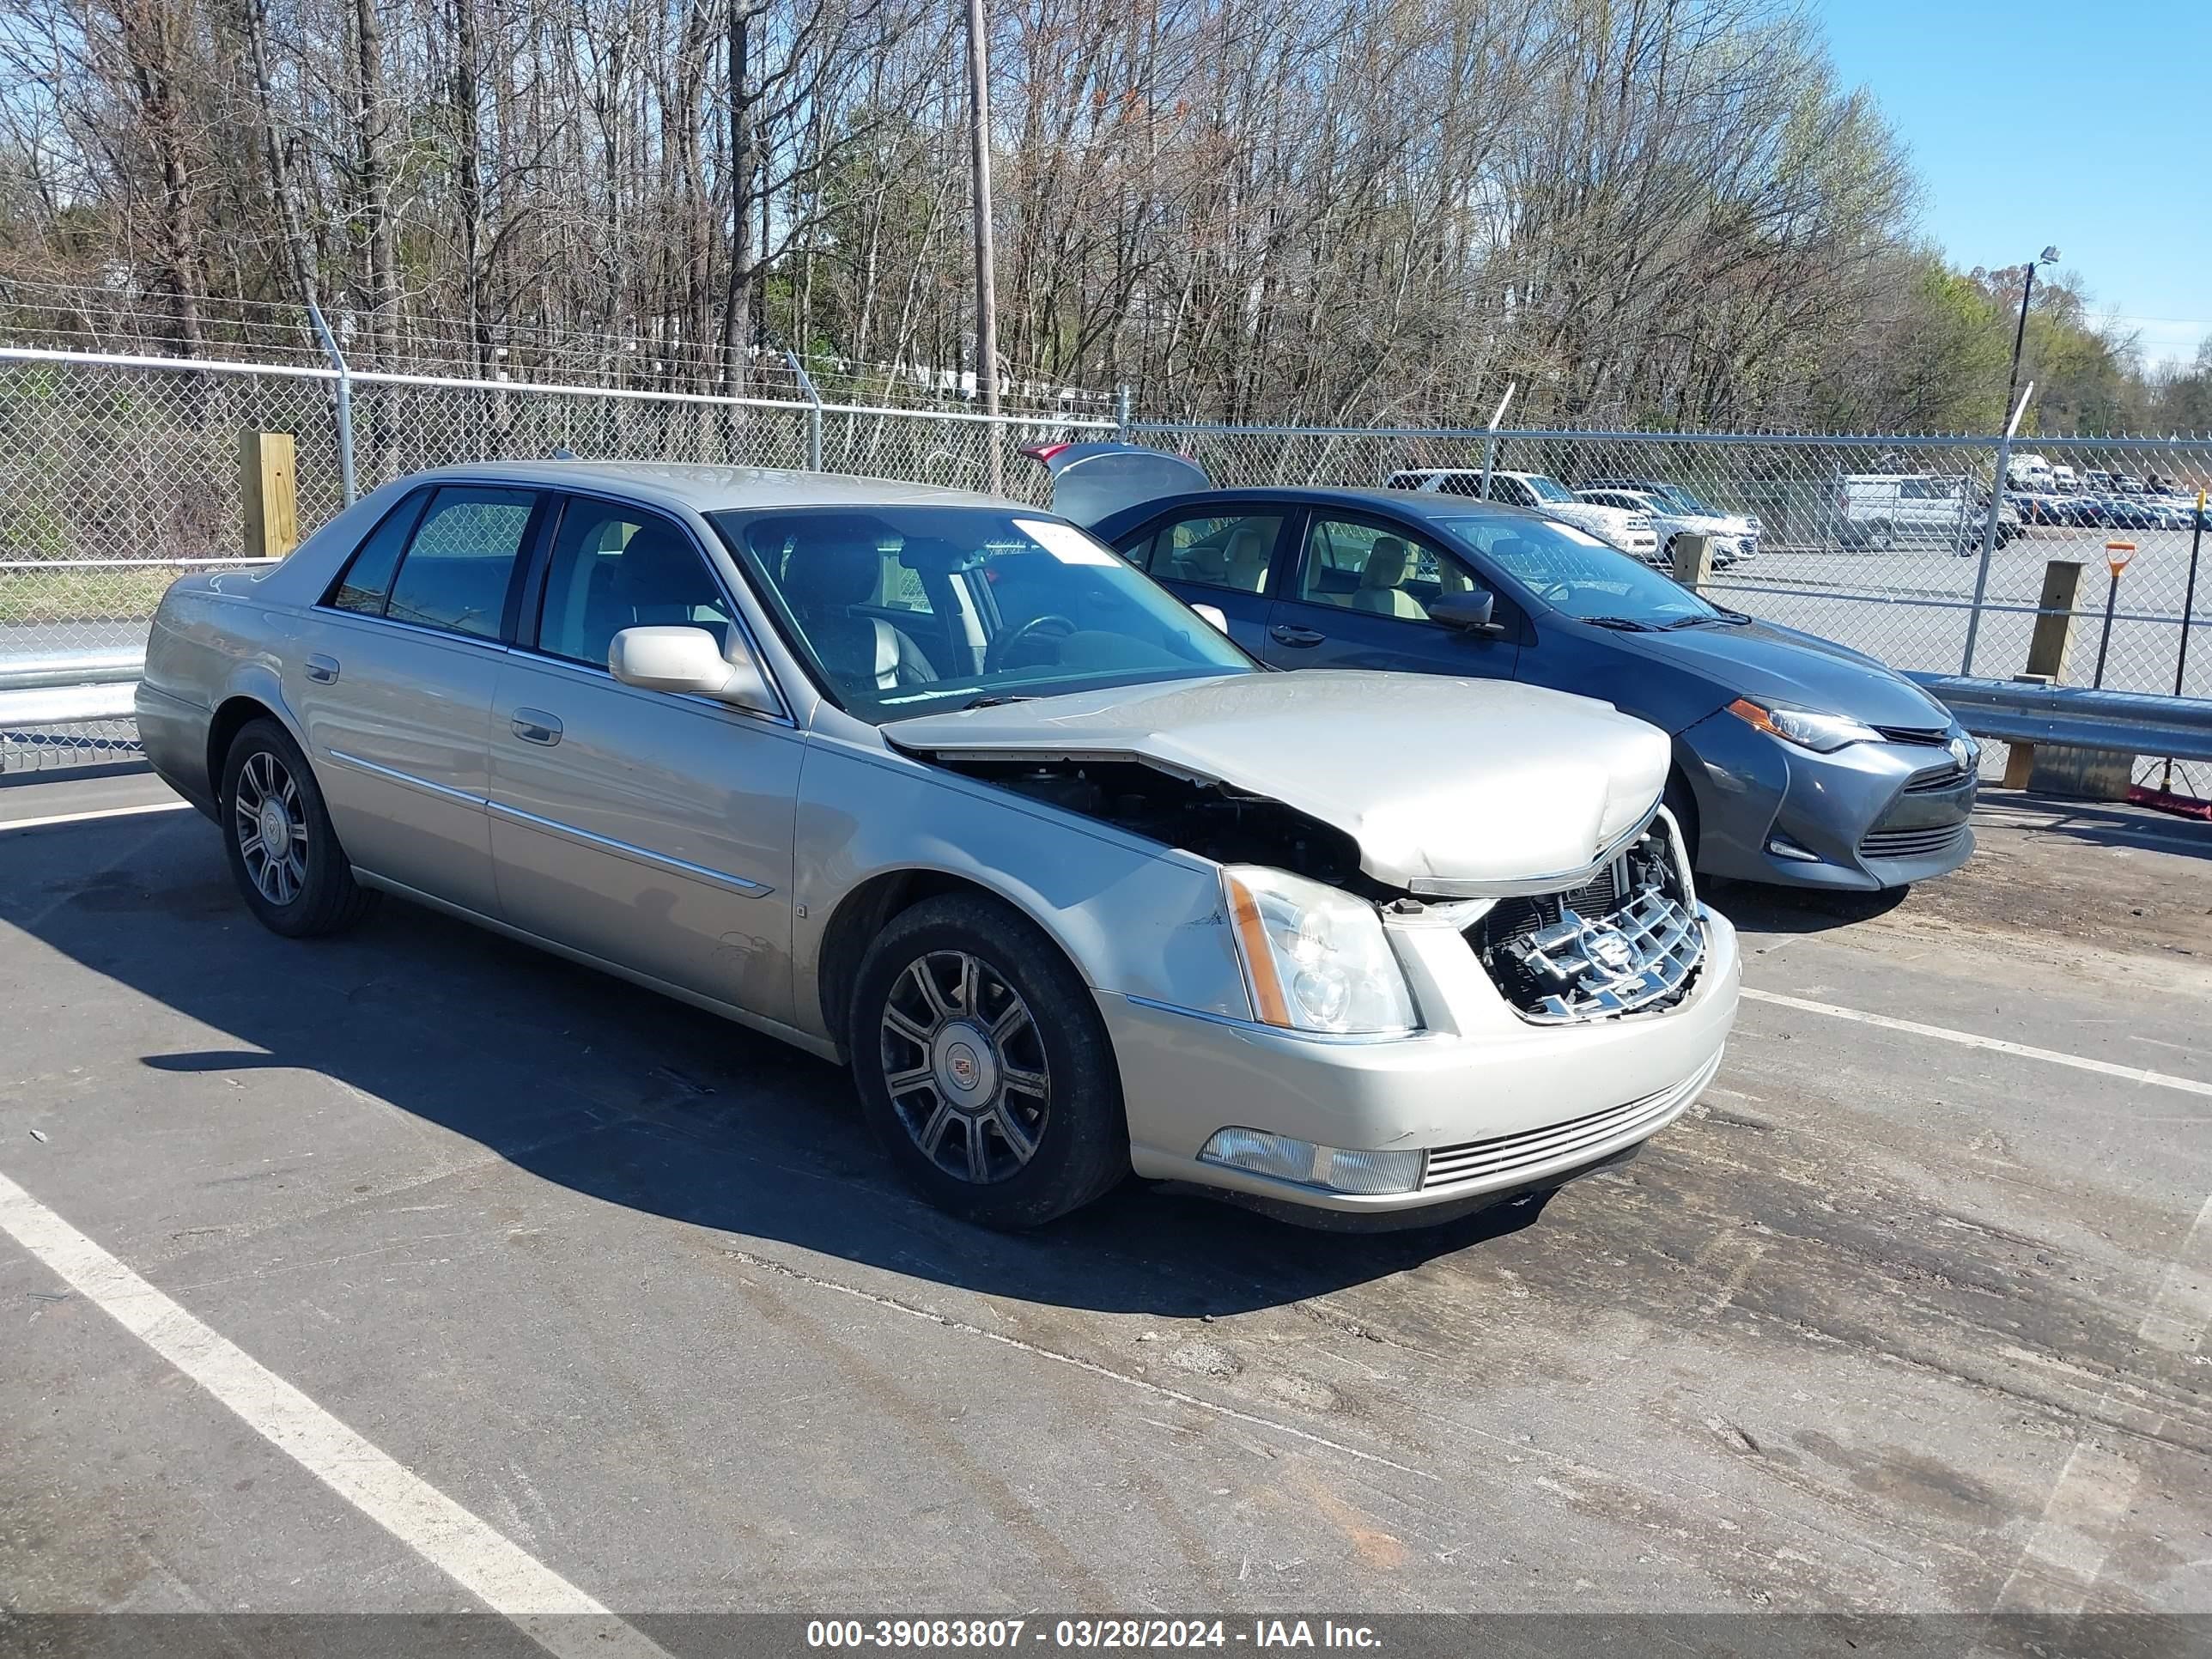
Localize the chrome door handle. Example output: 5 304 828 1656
1268 624 1326 647
510 709 563 745
304 654 340 684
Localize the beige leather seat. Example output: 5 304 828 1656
1222 526 1271 592
1352 538 1428 618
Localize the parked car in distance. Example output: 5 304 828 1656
2007 453 2057 492
1573 488 1745 568
2051 465 2081 494
1038 446 1980 896
1386 468 1660 560
1577 477 1762 561
1835 473 2014 552
138 459 1741 1230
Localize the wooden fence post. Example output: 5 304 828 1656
240 430 299 560
1671 532 1711 591
2002 559 2082 788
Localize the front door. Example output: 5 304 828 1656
294 483 545 915
486 495 803 1023
1258 511 1522 679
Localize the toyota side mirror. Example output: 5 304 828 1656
610 625 778 714
1429 591 1505 636
1189 603 1230 634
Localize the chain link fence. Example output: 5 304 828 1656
5 345 2208 794
0 348 1104 772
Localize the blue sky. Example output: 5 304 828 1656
1814 0 2209 370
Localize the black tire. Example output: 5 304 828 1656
848 893 1127 1229
1663 769 1703 871
1864 520 1896 552
218 717 379 939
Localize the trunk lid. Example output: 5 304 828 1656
884 670 1669 895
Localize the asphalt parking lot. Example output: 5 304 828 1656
3 769 2209 1642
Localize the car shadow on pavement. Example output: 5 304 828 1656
16 816 1547 1319
1700 877 1910 936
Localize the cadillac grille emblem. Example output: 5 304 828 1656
1584 927 1638 976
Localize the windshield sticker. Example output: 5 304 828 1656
1552 524 1607 547
1016 518 1117 566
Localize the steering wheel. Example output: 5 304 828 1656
985 613 1077 673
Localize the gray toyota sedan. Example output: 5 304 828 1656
138 462 1738 1229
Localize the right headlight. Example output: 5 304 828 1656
1221 866 1417 1036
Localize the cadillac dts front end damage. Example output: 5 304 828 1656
1468 816 1705 1024
888 672 1738 1223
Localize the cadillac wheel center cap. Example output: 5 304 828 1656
931 1023 999 1107
258 801 291 859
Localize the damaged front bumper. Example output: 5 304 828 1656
1105 895 1740 1218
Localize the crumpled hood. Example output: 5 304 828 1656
884 671 1671 895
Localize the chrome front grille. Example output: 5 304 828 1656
1464 821 1706 1024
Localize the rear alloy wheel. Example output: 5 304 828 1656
1864 520 1896 552
220 718 378 939
851 894 1127 1227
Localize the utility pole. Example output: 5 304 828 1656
964 0 1002 492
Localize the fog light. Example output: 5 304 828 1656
1765 833 1821 862
1199 1128 1424 1195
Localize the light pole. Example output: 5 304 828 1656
2004 246 2060 419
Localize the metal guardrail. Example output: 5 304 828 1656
1908 672 2212 763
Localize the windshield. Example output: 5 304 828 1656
1437 515 1719 624
712 505 1253 722
1520 475 1576 503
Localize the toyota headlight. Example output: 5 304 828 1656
1222 866 1416 1035
1727 696 1881 753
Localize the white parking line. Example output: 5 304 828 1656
1740 988 2212 1099
0 1168 670 1659
0 799 191 832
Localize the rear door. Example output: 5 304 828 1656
1258 509 1522 679
295 483 546 914
1107 501 1291 654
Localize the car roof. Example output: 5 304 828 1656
393 459 1019 516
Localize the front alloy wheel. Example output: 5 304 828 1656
849 893 1127 1228
879 950 1050 1184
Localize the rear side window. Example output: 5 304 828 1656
325 490 429 615
384 488 538 641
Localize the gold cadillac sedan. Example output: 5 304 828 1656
137 462 1738 1229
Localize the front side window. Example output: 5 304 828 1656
1439 515 1715 626
384 487 538 641
1520 475 1577 504
535 499 737 668
1297 519 1480 623
1130 512 1280 592
714 506 1251 722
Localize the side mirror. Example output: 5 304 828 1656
1428 590 1505 635
609 625 778 714
1190 602 1231 634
